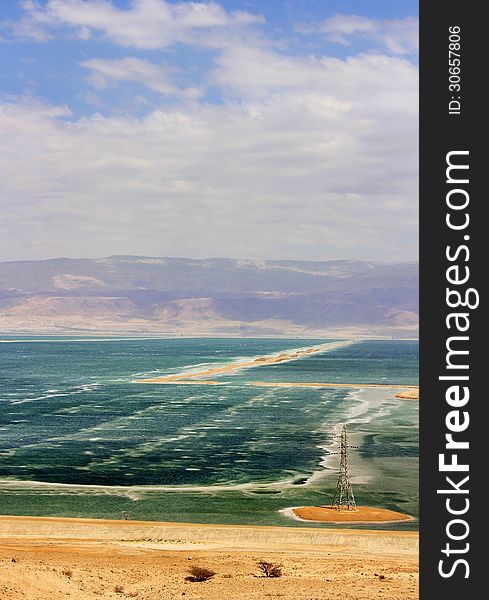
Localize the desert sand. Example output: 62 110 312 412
291 506 413 523
0 516 418 599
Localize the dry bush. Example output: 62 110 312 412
186 566 216 582
114 584 124 593
257 561 283 578
61 569 72 578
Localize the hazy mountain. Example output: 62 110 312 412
0 256 418 337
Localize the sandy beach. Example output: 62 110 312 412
0 515 418 599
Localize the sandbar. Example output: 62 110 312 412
135 345 328 384
133 344 419 401
291 506 413 524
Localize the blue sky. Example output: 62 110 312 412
0 1 418 262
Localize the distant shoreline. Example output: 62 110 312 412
0 332 420 341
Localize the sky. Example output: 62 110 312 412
0 0 418 262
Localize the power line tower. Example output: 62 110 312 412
332 424 356 510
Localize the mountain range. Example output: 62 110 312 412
0 256 418 337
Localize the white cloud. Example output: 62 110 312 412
212 44 417 104
81 57 201 98
12 0 264 48
304 14 418 55
0 47 418 262
1 2 418 262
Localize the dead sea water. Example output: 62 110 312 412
0 337 418 529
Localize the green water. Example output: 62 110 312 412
0 337 418 529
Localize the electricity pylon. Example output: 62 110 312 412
331 424 356 510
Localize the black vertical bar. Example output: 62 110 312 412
420 1 482 597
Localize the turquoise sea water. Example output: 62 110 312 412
0 337 418 529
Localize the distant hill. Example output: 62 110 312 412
0 256 418 337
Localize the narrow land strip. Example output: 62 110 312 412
134 344 419 399
135 345 326 383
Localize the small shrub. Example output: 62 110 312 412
61 569 72 578
114 585 124 594
186 566 216 582
257 561 282 578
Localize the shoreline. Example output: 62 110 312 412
0 333 420 340
0 514 418 555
